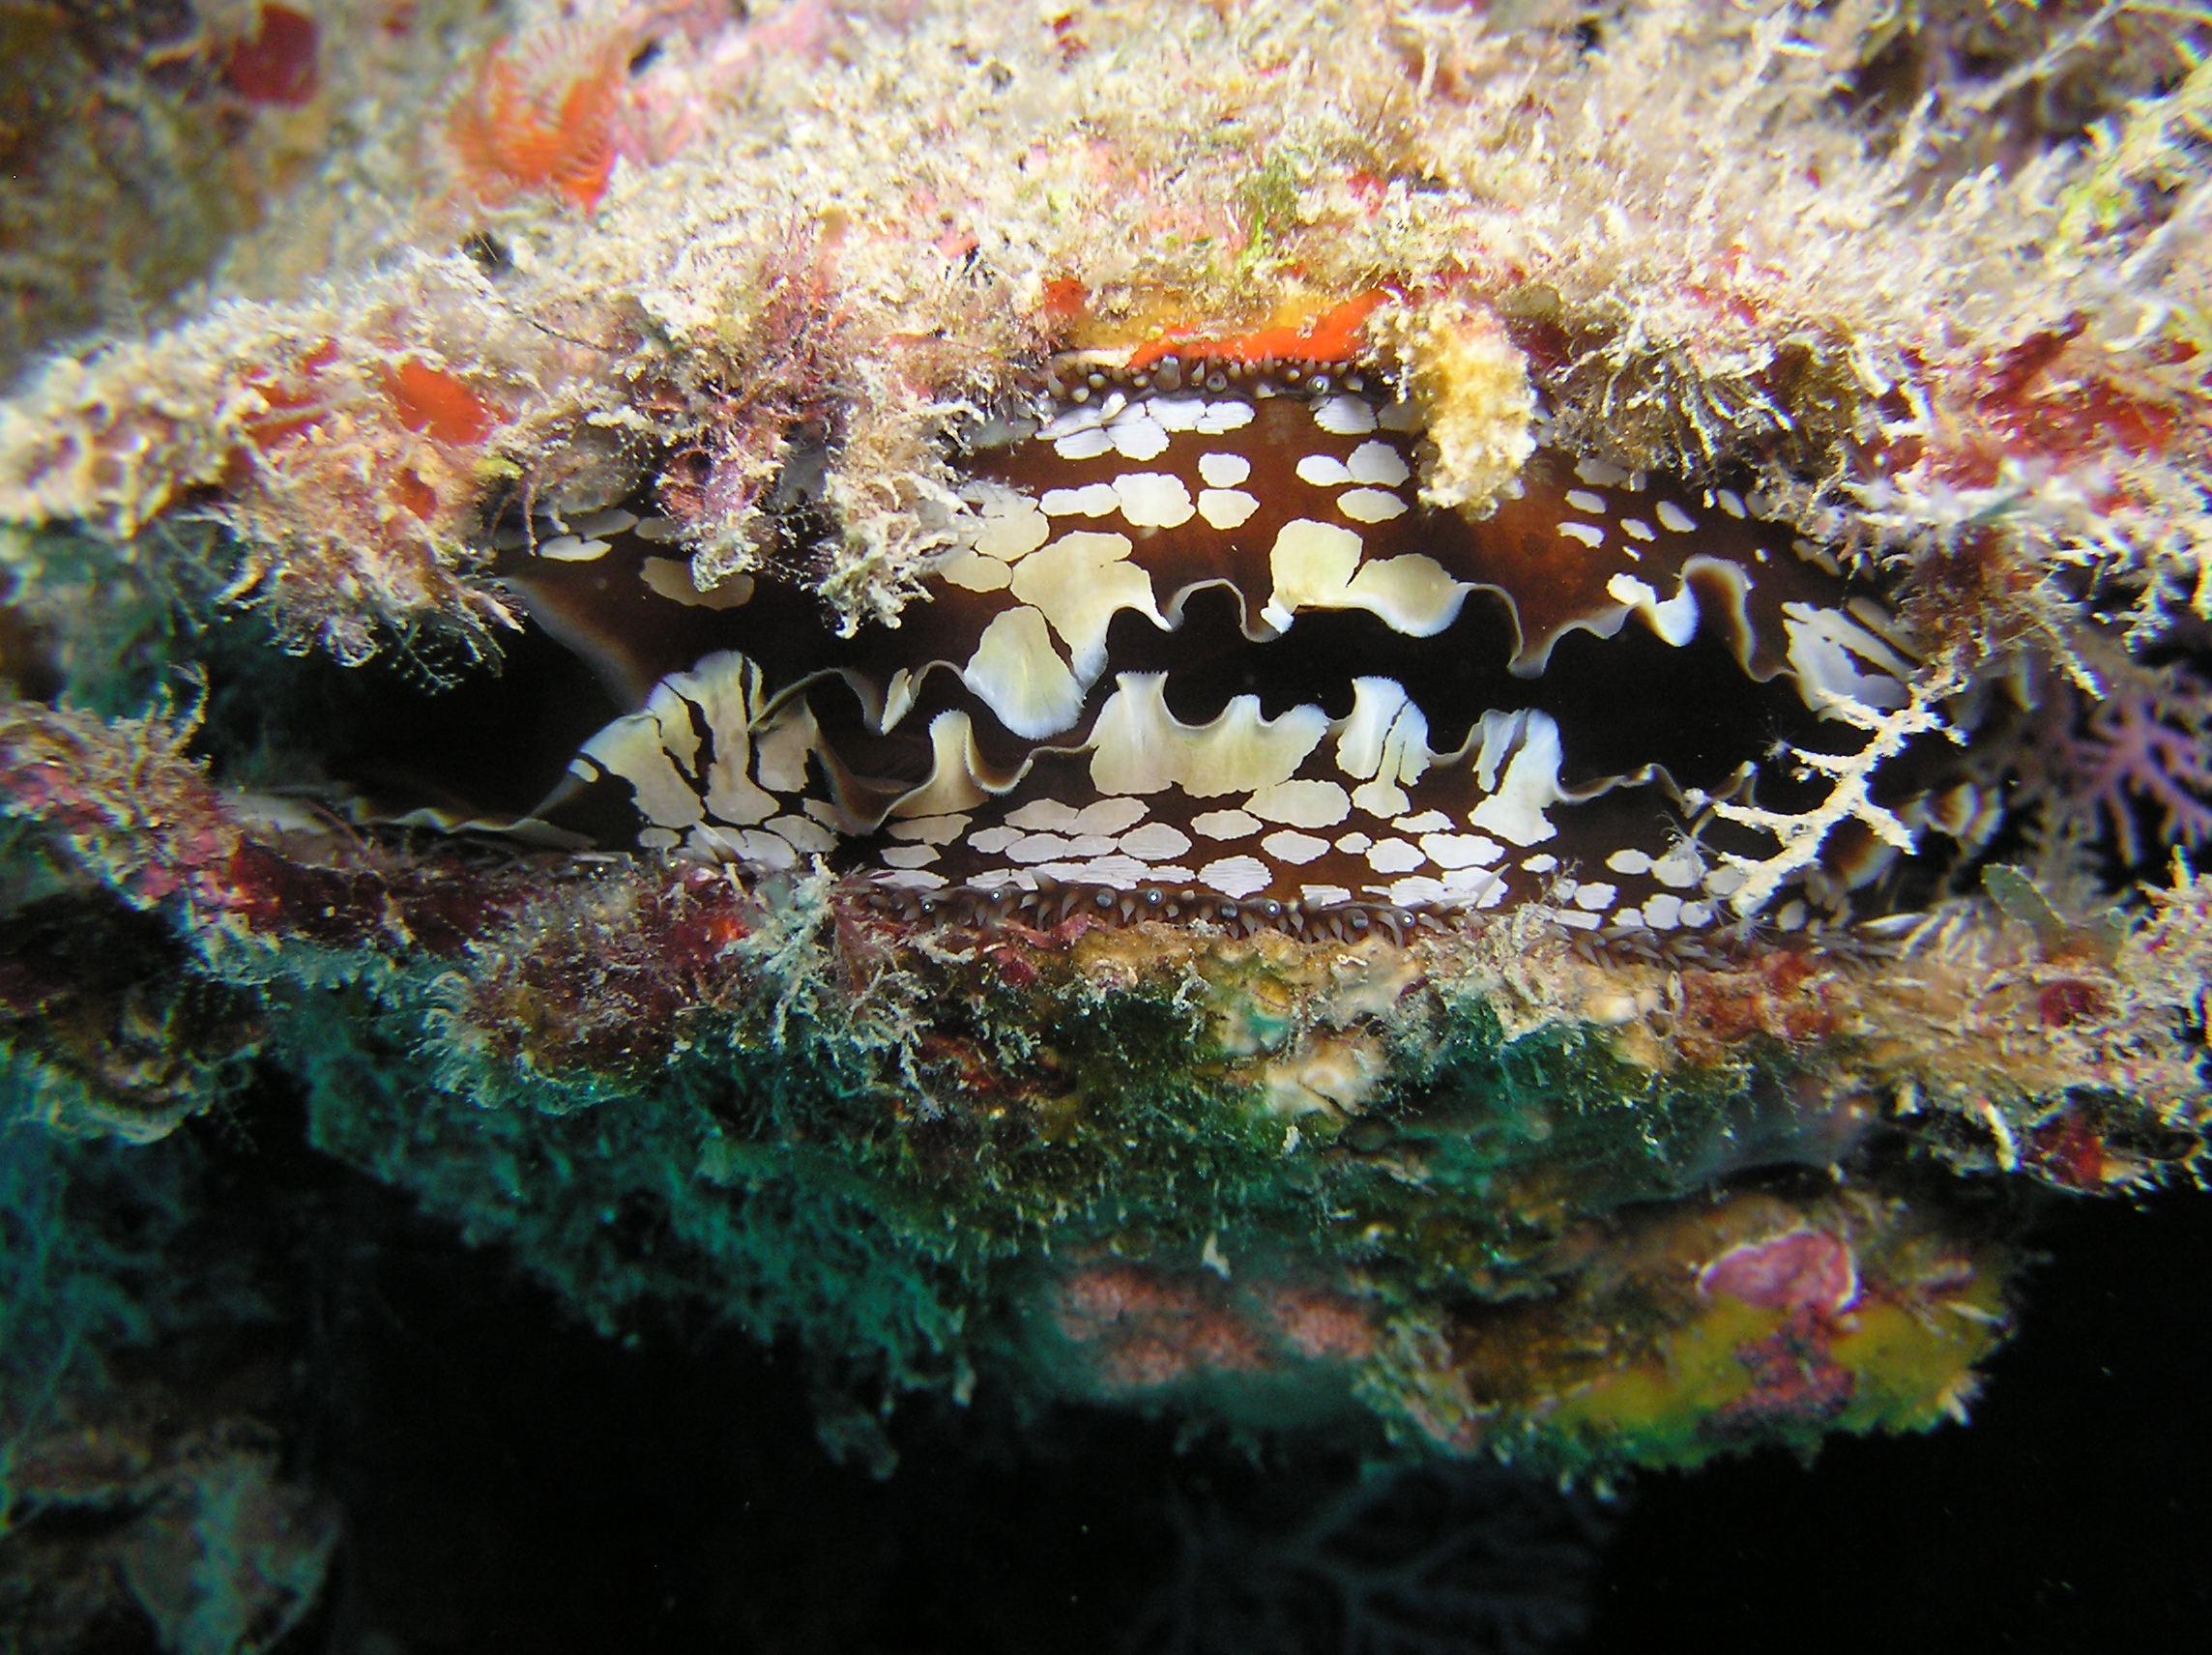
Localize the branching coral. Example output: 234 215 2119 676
1129 1460 1609 1655
1708 667 1961 915
2035 661 2212 864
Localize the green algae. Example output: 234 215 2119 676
171 908 2000 1477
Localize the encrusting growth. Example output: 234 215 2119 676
1377 293 1538 518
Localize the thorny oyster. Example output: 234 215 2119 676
2 0 2210 1599
527 340 1968 936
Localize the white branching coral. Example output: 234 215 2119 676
1709 668 1962 915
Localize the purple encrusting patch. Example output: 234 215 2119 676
1698 1228 1860 1315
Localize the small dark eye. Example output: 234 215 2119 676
461 230 510 275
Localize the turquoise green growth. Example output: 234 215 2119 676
0 1093 187 1530
276 957 1331 1408
260 925 1867 1455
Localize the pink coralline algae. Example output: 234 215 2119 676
1054 1262 1375 1392
1695 1223 1941 1446
1698 1229 1860 1317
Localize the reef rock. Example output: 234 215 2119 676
3 2 2210 1640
